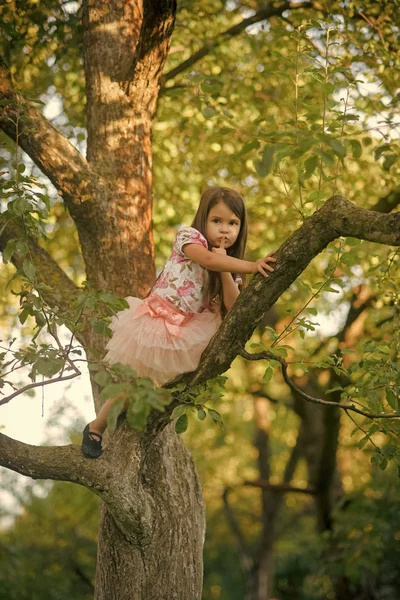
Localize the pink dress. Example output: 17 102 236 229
104 226 224 386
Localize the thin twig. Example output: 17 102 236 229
357 10 386 46
243 479 317 496
240 349 400 420
0 371 80 406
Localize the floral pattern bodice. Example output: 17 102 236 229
152 226 210 314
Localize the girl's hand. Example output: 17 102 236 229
211 237 227 256
253 251 277 277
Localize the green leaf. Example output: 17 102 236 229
2 239 17 263
357 435 369 449
381 444 399 459
303 155 319 179
35 357 64 378
202 106 217 119
22 261 36 282
386 388 398 410
307 190 325 204
326 138 346 158
107 398 126 431
255 146 275 178
89 318 110 335
88 362 102 372
101 382 128 400
374 144 391 160
15 239 28 256
379 458 388 471
94 370 111 387
370 450 381 467
171 404 188 419
197 407 206 421
262 366 273 383
19 306 32 325
169 382 187 394
383 154 397 171
34 311 46 328
317 149 335 165
12 198 31 216
127 400 149 431
234 140 260 159
339 114 359 122
322 82 335 94
201 78 223 95
349 139 362 159
208 408 223 428
175 414 188 434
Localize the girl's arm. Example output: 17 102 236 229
182 244 276 277
211 243 240 311
220 272 240 311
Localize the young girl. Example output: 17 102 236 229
82 186 276 457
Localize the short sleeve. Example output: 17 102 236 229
174 226 208 257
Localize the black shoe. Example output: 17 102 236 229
81 424 103 458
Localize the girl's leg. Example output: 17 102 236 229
82 395 128 458
88 397 119 436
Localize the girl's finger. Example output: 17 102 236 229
220 237 225 248
260 260 274 272
258 265 269 278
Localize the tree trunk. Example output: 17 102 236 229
80 0 176 297
95 424 205 599
80 2 208 596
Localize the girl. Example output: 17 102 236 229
82 186 276 457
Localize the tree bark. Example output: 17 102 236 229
81 0 176 298
94 424 205 600
1 2 400 598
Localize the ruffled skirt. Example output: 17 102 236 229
104 293 221 386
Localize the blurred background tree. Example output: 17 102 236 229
0 0 399 598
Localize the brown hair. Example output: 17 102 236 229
191 186 248 316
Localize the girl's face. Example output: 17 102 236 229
206 201 241 249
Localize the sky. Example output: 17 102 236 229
1 361 94 446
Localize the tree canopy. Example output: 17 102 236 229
0 1 399 598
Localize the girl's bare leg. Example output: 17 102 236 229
88 398 117 436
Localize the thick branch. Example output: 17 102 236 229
0 425 154 543
162 1 318 84
180 195 400 388
222 474 316 572
0 58 106 213
0 431 110 491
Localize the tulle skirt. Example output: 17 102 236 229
104 293 221 386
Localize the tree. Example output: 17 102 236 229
0 1 399 598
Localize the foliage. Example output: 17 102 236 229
1 0 400 597
0 474 98 600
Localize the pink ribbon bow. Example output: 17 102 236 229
133 294 192 337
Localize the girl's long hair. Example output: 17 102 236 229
191 186 248 316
